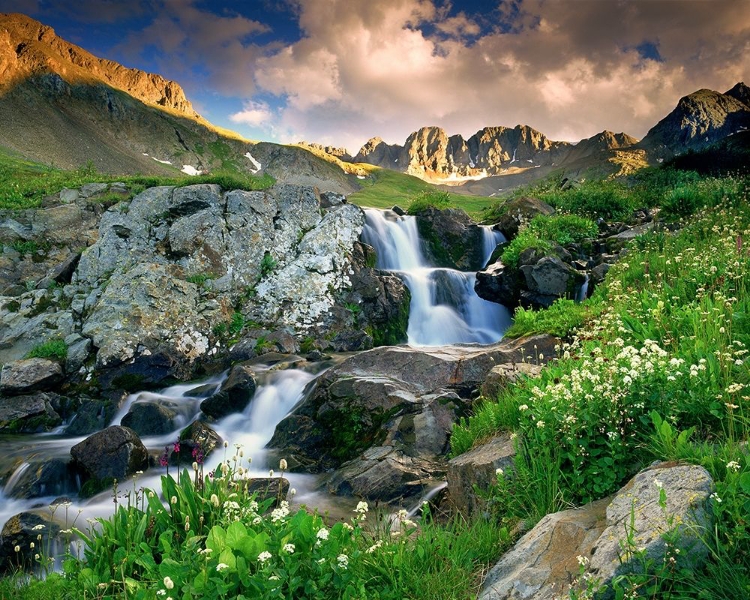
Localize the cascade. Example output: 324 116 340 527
362 209 511 346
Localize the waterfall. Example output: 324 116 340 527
362 209 511 346
480 225 506 268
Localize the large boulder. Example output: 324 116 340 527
479 463 714 600
494 197 555 240
0 358 63 396
269 336 557 492
200 364 256 419
413 207 486 270
475 261 523 307
70 426 148 481
519 256 586 308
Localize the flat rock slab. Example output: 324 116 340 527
480 463 714 600
0 358 63 396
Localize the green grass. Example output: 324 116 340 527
348 165 495 219
452 179 750 597
0 146 274 210
25 339 68 361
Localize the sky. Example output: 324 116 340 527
1 0 748 153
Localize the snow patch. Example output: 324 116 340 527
181 165 200 176
152 157 172 165
443 170 489 182
357 175 366 179
244 152 262 173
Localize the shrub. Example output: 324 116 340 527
26 339 67 361
527 214 598 246
499 229 552 268
407 190 451 215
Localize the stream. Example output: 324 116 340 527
0 207 511 544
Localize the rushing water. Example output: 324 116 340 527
1 207 514 543
361 208 511 346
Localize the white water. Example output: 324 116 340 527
362 209 511 346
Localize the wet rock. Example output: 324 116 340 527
64 397 116 436
0 358 64 396
176 420 221 464
479 463 714 600
0 512 60 573
326 446 444 503
494 197 555 240
270 336 557 476
447 435 516 516
245 477 290 507
475 261 522 306
521 256 585 297
414 207 486 270
4 458 76 499
0 392 62 432
70 425 148 481
121 402 178 436
200 364 256 419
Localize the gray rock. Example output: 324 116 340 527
59 188 80 203
479 463 714 600
121 402 178 436
320 191 346 208
70 426 149 481
63 333 92 373
80 183 109 198
475 261 522 307
200 364 257 419
326 446 444 502
414 207 486 270
270 335 557 475
447 435 516 515
521 256 586 298
0 358 64 396
0 392 62 432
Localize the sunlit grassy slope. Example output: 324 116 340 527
347 165 497 219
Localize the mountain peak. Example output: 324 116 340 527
725 82 750 108
0 12 196 117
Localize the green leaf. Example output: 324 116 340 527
207 525 227 553
226 521 248 550
218 547 237 571
739 472 750 495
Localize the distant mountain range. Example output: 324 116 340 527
1 12 749 194
347 84 750 185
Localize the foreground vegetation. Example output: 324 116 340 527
455 173 750 597
0 457 508 600
0 147 274 210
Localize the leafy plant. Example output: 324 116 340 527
26 338 68 361
499 229 552 268
259 252 277 277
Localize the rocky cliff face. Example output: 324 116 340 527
0 13 195 116
353 125 573 179
640 85 750 158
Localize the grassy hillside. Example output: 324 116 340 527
348 165 496 219
0 146 273 209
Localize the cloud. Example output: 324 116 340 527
229 100 274 127
244 0 749 151
114 0 270 96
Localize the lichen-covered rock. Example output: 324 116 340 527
479 463 714 600
81 262 216 368
0 358 63 395
70 426 148 481
254 202 365 332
